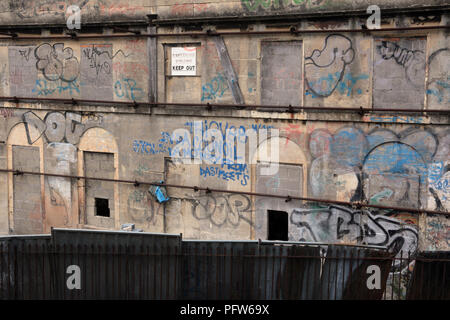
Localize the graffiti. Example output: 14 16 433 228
424 216 450 251
184 120 275 164
429 161 450 210
84 113 104 125
96 3 144 16
32 78 80 96
124 39 147 55
364 115 427 124
0 108 15 118
22 111 86 145
201 73 229 101
45 142 76 223
170 3 209 16
426 48 450 104
200 163 250 186
134 164 152 177
281 124 304 146
35 43 80 83
307 126 445 212
376 40 425 88
114 78 144 101
305 72 368 98
290 204 419 264
13 0 90 18
305 34 355 98
132 132 173 156
112 61 149 75
133 121 274 165
188 193 252 227
241 0 330 12
411 15 441 25
127 189 160 227
18 47 33 62
82 45 130 76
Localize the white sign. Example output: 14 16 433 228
171 47 197 76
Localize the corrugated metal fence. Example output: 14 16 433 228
0 229 448 300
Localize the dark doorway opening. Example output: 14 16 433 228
268 210 288 241
95 198 110 217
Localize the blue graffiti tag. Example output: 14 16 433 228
201 73 229 101
200 163 250 186
427 78 450 103
132 132 173 155
133 120 275 165
114 78 144 101
306 72 369 98
32 79 80 96
364 143 428 184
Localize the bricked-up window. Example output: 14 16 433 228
268 210 288 241
84 151 115 228
373 37 426 109
95 198 110 217
261 41 303 107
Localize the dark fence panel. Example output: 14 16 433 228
406 251 450 300
0 235 52 300
50 229 182 300
0 231 449 300
181 241 260 300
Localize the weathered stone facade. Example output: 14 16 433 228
0 1 448 256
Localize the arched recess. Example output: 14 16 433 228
7 122 45 234
250 136 308 240
77 128 119 229
362 141 428 210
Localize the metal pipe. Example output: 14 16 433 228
0 25 447 40
0 96 448 114
0 168 447 216
184 239 388 250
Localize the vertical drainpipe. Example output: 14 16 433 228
147 14 158 107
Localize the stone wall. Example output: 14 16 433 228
0 6 448 256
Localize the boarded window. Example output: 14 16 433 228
261 41 302 107
84 152 115 228
12 146 43 234
373 37 426 109
8 46 37 98
255 163 303 241
80 44 113 100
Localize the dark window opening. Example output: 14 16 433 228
268 210 288 241
95 198 110 217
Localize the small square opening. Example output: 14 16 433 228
268 210 288 241
95 198 110 217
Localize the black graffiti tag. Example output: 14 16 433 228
189 193 252 227
22 111 85 145
35 43 80 82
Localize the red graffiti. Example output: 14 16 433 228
171 3 209 16
0 108 15 118
283 124 304 146
113 61 149 75
124 39 147 54
98 3 144 15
